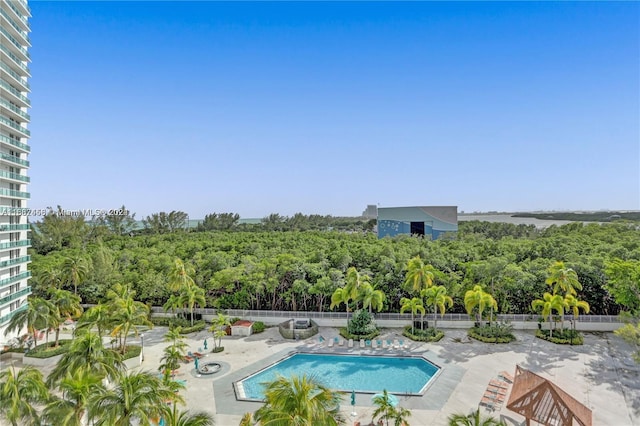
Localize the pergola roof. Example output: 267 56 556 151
506 365 592 426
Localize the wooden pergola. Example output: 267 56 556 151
506 366 592 426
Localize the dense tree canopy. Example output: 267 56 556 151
28 218 640 316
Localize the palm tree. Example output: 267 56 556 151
464 285 497 326
531 292 566 338
168 258 195 292
358 283 386 314
422 285 453 332
39 266 63 290
393 406 412 426
159 344 187 380
0 366 49 426
209 313 231 351
108 283 153 353
179 284 206 326
75 303 112 339
330 286 353 325
87 370 177 426
3 297 54 350
159 407 215 426
42 368 104 426
163 294 183 318
400 297 425 335
239 412 254 426
47 331 124 387
48 288 83 347
404 256 434 294
564 294 590 336
344 267 371 311
372 390 398 426
546 261 582 296
253 374 345 425
62 254 89 295
448 408 506 426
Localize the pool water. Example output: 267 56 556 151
239 353 439 400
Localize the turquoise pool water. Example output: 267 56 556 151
238 353 439 400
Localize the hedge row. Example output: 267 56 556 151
402 326 444 342
535 329 584 345
338 327 380 341
24 340 73 359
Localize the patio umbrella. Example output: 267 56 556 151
351 390 356 406
194 356 199 371
371 392 398 407
204 339 208 350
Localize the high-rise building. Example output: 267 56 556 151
0 0 31 345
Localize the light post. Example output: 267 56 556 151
140 333 144 362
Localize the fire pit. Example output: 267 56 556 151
197 361 222 375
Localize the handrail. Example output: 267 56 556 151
0 134 29 152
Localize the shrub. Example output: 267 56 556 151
211 347 224 353
403 326 444 342
178 322 206 334
24 340 73 359
123 345 142 360
347 309 377 336
252 321 265 333
536 329 584 345
339 327 380 341
468 322 516 343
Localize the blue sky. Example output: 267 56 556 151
27 1 639 219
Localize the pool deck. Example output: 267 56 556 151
7 326 639 425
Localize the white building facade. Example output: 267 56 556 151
0 0 31 345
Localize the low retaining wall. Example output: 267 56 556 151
279 319 319 340
22 353 63 367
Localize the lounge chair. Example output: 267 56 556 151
193 351 205 358
328 338 335 348
489 379 509 389
382 340 389 349
499 371 514 383
372 340 378 349
398 339 405 349
376 339 383 349
393 339 400 349
183 355 194 363
348 339 354 348
359 339 365 348
485 387 507 397
479 396 496 410
386 339 393 348
365 339 371 348
338 338 345 346
402 340 411 350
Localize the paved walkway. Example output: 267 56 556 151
137 326 639 426
3 326 638 425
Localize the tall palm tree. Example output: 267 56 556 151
448 408 506 426
464 285 497 325
330 286 353 326
404 256 435 294
239 412 254 426
345 267 371 311
42 368 104 426
168 258 195 292
254 375 345 425
400 297 425 335
48 288 83 347
47 331 124 387
75 303 112 339
39 266 63 290
0 366 50 426
546 261 582 296
422 285 453 332
163 294 183 318
358 283 386 314
372 390 399 426
179 284 206 326
3 297 53 349
393 406 412 426
564 294 590 335
108 283 153 353
159 344 187 380
62 254 89 295
532 292 566 338
87 371 177 426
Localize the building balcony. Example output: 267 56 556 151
0 7 29 46
0 43 29 75
0 302 27 325
0 99 29 122
0 239 30 251
0 255 30 269
0 152 28 167
1 1 29 33
0 78 30 108
0 115 29 137
0 169 29 183
12 0 30 18
0 271 31 290
0 134 29 153
0 26 29 62
0 286 30 307
0 61 29 92
0 188 28 199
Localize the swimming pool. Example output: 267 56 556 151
236 353 440 400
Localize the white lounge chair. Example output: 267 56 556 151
359 339 365 348
382 340 389 349
338 338 344 346
328 338 334 348
348 339 354 348
393 339 400 349
372 340 378 349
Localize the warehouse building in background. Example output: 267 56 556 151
377 206 458 239
0 0 31 344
